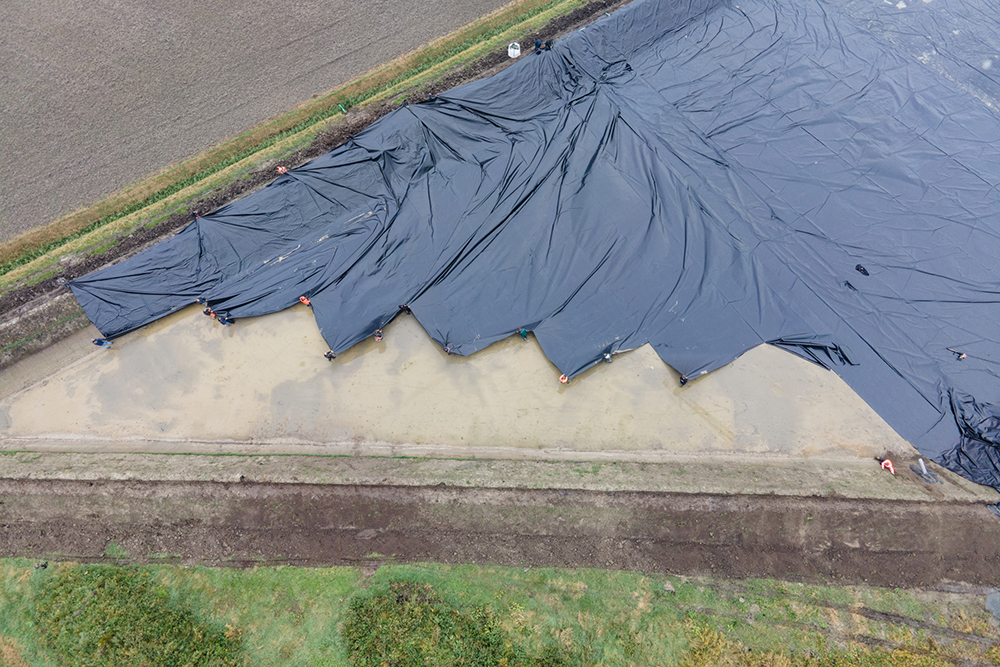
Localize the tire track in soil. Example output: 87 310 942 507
2 479 999 588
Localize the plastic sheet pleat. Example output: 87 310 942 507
71 0 1000 488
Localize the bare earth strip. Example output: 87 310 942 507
0 0 507 241
2 476 999 588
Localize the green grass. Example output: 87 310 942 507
28 564 242 667
87 238 119 256
342 581 543 666
0 559 997 666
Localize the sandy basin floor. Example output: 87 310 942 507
0 303 913 461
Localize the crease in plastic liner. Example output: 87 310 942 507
71 0 1000 489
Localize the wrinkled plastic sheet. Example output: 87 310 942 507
71 0 1000 488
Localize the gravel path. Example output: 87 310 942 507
0 0 507 242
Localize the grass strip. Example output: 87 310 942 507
29 565 242 667
0 559 997 666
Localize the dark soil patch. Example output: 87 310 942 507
2 479 999 588
0 0 629 372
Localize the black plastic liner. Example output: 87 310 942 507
71 0 1000 488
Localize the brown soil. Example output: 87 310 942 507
3 479 999 589
0 0 628 371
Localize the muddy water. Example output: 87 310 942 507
0 304 910 458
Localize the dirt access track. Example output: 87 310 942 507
0 0 633 371
3 475 1000 589
2 453 999 588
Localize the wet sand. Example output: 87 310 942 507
0 304 911 460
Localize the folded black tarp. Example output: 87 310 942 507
71 0 1000 488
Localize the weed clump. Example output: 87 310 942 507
681 621 951 667
30 564 243 667
342 580 567 667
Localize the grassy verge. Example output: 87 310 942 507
0 0 592 292
0 559 997 666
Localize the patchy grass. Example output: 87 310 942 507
102 541 129 560
0 559 997 666
0 634 30 667
22 269 58 288
0 311 87 356
28 564 244 667
0 560 359 667
679 621 945 667
342 581 544 666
